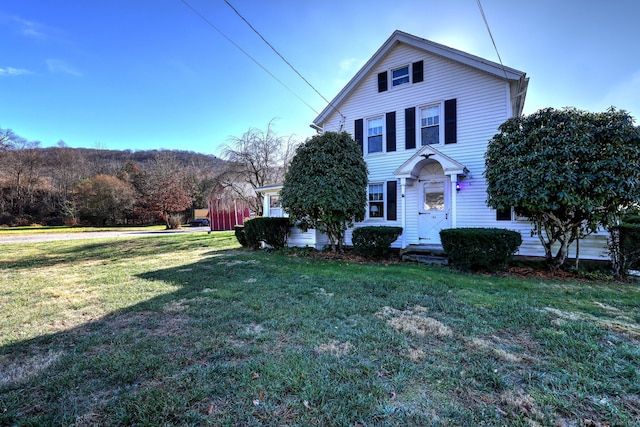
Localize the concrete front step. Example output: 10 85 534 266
400 244 448 265
401 253 449 265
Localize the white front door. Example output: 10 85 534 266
418 177 450 243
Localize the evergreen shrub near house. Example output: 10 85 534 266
352 226 403 258
234 225 248 248
622 214 640 225
620 224 640 270
243 219 261 250
280 131 368 253
440 228 522 272
243 217 291 250
610 222 640 276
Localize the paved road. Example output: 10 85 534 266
0 227 212 245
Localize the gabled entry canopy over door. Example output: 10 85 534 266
394 145 468 180
394 145 468 246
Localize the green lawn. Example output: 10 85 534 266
0 224 168 235
0 232 638 426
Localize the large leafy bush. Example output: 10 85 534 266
280 131 368 252
485 107 640 269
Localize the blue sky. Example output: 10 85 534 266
1 1 638 157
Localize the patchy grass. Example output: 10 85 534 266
0 232 639 426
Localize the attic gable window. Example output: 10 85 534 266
379 62 422 92
392 66 410 86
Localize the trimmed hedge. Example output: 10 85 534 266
622 214 640 225
621 224 640 270
243 217 292 250
610 223 640 276
234 225 248 248
352 226 403 258
440 228 522 272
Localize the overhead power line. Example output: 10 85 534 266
178 0 319 115
222 0 345 121
476 0 508 79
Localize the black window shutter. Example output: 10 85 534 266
385 111 396 152
444 98 457 144
412 60 424 83
405 107 416 149
354 119 364 154
378 71 388 92
386 181 397 221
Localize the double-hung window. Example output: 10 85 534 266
392 66 410 87
368 183 384 218
367 117 383 154
269 195 283 217
420 105 440 145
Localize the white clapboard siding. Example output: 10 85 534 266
288 227 329 250
326 43 514 249
294 33 610 260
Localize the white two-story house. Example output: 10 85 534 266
260 30 609 260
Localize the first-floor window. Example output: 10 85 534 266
269 195 283 217
367 117 383 153
368 183 384 218
496 207 512 221
420 105 440 145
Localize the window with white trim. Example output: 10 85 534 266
392 66 409 87
368 183 384 218
367 117 383 153
269 194 284 217
420 105 440 145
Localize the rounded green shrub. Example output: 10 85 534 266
440 228 522 272
614 223 640 272
352 226 403 258
234 225 248 248
243 217 291 250
622 214 640 225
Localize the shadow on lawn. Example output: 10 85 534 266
0 246 261 425
0 232 241 271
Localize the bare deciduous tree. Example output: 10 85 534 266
219 120 298 215
135 152 195 229
1 135 42 217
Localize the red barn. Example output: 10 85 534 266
207 185 254 231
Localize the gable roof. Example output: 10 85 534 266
312 30 529 127
394 144 469 179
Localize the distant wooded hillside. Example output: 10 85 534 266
0 143 227 227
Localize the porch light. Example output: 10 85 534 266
456 182 461 192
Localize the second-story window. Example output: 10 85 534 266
392 66 410 87
420 105 440 145
367 117 383 153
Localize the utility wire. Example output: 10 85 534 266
223 0 345 121
178 0 319 115
476 0 509 79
